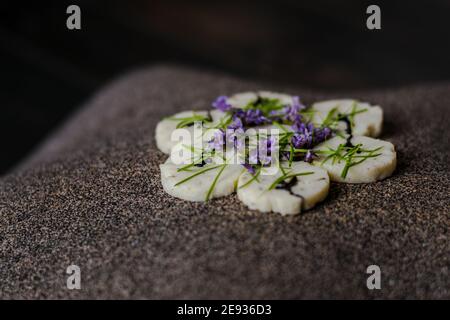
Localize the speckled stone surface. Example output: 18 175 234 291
0 66 449 299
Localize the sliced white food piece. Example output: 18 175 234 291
155 110 210 154
237 162 329 215
227 92 258 108
227 91 294 109
258 91 293 106
160 158 243 202
210 109 228 123
311 99 383 137
313 135 396 183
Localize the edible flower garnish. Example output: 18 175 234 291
173 94 380 198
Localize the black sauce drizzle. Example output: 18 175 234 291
194 158 207 167
275 176 305 202
339 114 354 148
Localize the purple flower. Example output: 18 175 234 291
233 108 246 120
244 109 268 126
226 117 246 150
226 127 245 150
291 124 313 148
284 96 305 125
232 108 269 127
208 129 225 151
212 96 232 112
284 106 298 122
292 122 305 133
292 120 314 134
267 106 286 122
248 136 277 165
243 164 256 175
249 147 259 164
292 96 305 111
228 117 243 130
304 150 315 163
313 127 332 144
291 115 303 132
267 136 277 154
291 133 307 149
257 138 272 165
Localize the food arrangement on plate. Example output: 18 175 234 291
156 91 397 215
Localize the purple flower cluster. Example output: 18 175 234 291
290 123 331 163
212 96 232 112
304 150 315 163
209 94 332 172
227 127 245 150
208 129 225 151
249 136 277 165
228 117 243 130
242 164 256 175
208 127 245 152
291 123 332 149
226 117 245 149
268 96 305 125
291 123 314 149
213 96 270 126
313 127 332 144
284 96 305 128
233 109 269 126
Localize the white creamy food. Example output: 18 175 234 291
160 158 244 202
155 110 210 154
237 162 329 215
311 99 383 137
313 135 397 183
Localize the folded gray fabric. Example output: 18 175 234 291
0 65 449 299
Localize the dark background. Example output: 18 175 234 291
1 0 449 174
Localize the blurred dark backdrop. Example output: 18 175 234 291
1 0 449 174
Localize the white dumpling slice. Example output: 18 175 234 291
311 99 383 137
237 162 329 215
313 135 396 183
227 91 294 109
209 109 230 123
160 158 244 202
227 92 259 108
258 91 293 106
155 110 210 154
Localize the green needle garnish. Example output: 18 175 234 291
244 97 284 114
321 102 368 131
238 167 262 189
268 171 314 190
174 165 222 187
320 143 383 179
166 113 211 128
205 164 227 201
